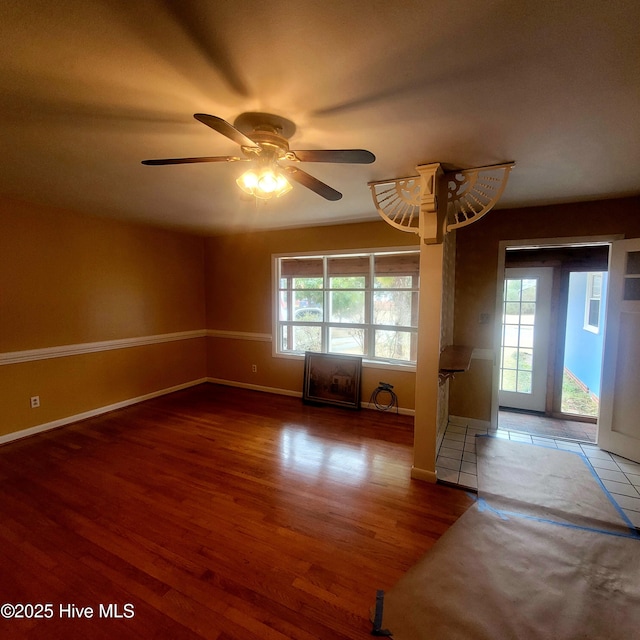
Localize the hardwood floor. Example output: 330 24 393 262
0 384 472 639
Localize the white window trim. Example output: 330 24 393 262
271 246 419 368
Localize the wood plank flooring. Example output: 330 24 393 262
0 383 472 639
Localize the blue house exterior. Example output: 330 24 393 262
563 271 608 398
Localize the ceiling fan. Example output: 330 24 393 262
141 112 375 201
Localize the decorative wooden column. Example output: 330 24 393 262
370 162 513 482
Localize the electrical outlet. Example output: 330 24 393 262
30 395 40 409
251 364 257 373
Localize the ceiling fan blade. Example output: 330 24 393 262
194 114 259 148
141 156 241 165
290 149 375 164
283 167 342 201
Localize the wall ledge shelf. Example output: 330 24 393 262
439 345 474 385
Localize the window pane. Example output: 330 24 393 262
329 327 365 355
501 368 517 392
518 348 533 371
590 273 602 297
374 291 414 326
520 302 536 324
519 325 534 348
505 302 520 318
330 291 364 323
292 325 321 352
587 299 600 327
626 251 640 275
375 275 414 288
623 278 640 301
505 279 522 301
279 291 289 321
521 279 537 301
502 346 517 369
293 290 323 317
294 307 323 322
330 276 365 289
375 330 413 361
517 370 532 393
292 277 322 290
503 324 520 347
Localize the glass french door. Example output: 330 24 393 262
499 268 552 412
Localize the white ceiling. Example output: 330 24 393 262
2 0 639 234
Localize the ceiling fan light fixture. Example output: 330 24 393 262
143 112 374 201
236 166 292 199
236 168 259 191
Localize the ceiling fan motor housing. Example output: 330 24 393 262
234 112 297 160
243 129 290 159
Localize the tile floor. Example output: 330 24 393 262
436 421 640 530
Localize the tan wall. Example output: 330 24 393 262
1 340 207 434
450 196 640 422
0 198 207 437
9 193 636 438
204 220 420 410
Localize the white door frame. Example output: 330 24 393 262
492 235 622 429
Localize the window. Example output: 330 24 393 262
275 249 419 364
500 277 537 394
584 272 603 333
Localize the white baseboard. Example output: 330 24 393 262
208 378 416 414
411 466 438 483
207 377 302 398
360 401 414 416
448 415 492 430
2 377 416 447
0 378 208 446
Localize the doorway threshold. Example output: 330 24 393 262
499 408 596 443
